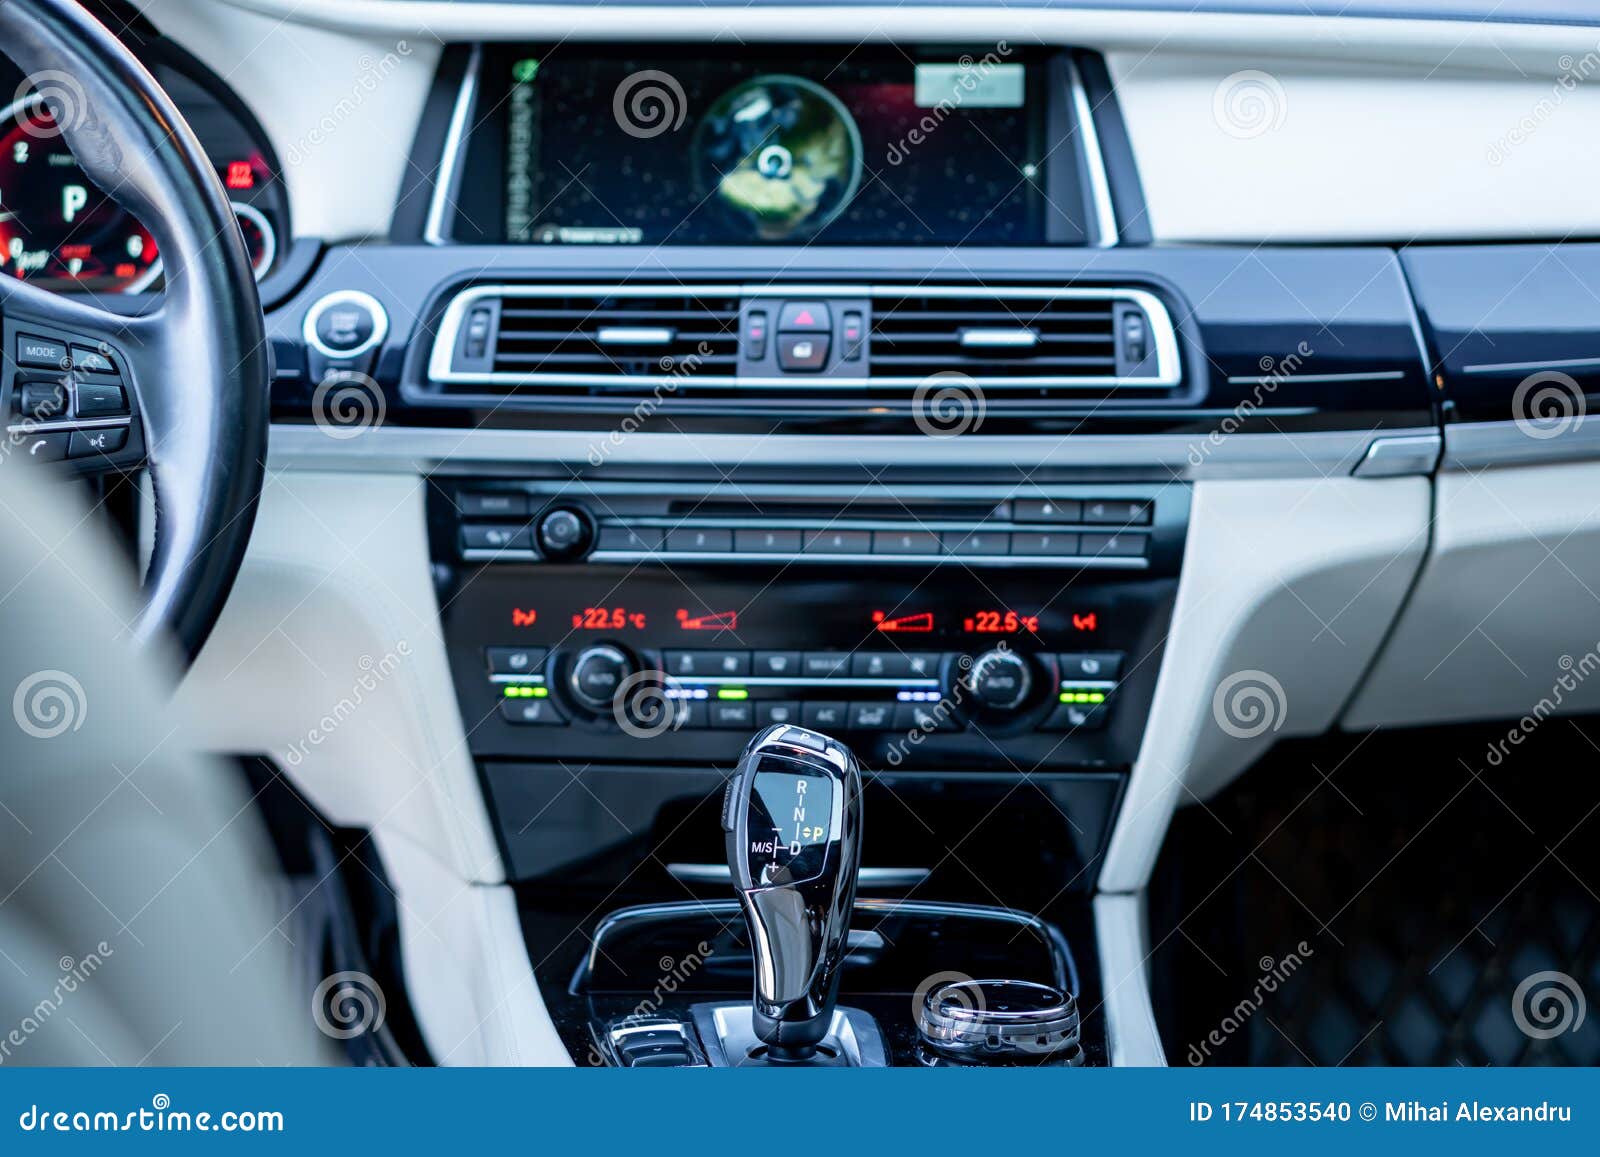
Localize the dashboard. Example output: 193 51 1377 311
12 0 1600 1072
0 21 288 294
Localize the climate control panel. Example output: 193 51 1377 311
431 480 1188 770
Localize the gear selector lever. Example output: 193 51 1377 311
721 724 864 1060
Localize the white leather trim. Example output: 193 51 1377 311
1348 460 1600 729
1099 476 1431 892
1094 892 1166 1067
374 830 568 1065
176 470 502 885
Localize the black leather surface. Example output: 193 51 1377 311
0 0 269 668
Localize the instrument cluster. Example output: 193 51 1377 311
0 38 288 294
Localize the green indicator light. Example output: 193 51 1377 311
530 685 549 698
1089 692 1105 704
717 688 749 700
502 684 548 699
512 58 541 84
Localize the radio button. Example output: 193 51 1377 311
848 702 894 730
709 700 756 729
596 526 663 552
665 650 750 677
754 651 803 678
1057 652 1122 680
803 529 871 554
943 531 1010 556
757 701 801 727
1014 499 1081 523
499 697 568 726
458 491 529 517
1083 499 1152 526
665 528 733 553
1080 532 1147 558
802 702 850 731
486 646 548 676
1012 531 1080 557
802 653 851 678
735 528 802 553
872 530 940 556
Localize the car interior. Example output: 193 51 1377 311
2 0 1599 1069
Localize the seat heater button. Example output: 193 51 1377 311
848 702 894 730
499 698 568 725
1057 652 1122 680
485 646 548 676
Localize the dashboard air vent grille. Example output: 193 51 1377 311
868 292 1120 380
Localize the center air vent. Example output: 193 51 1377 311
432 286 742 390
426 282 1182 401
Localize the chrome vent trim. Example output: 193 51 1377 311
427 283 1181 391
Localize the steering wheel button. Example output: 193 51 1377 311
15 334 68 369
19 432 70 462
68 428 129 458
70 345 118 375
17 381 70 420
75 382 128 418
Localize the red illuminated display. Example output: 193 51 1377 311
573 607 647 630
872 611 934 633
510 608 537 627
677 608 738 631
225 160 256 190
963 610 1041 635
1071 612 1098 632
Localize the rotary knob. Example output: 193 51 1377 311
568 645 634 712
966 649 1032 711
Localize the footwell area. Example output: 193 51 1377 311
1149 719 1600 1066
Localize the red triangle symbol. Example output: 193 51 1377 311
795 310 814 326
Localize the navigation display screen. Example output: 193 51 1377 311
487 46 1074 246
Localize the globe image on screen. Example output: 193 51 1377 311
691 74 863 241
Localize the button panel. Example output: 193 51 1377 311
5 326 141 473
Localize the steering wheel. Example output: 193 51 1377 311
0 0 268 668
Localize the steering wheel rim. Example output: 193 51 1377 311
0 0 268 668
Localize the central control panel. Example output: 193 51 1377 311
431 480 1187 770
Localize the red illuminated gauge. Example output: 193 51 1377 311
963 609 1042 634
0 95 159 291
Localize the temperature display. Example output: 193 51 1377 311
963 609 1041 634
571 606 647 630
745 770 833 885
